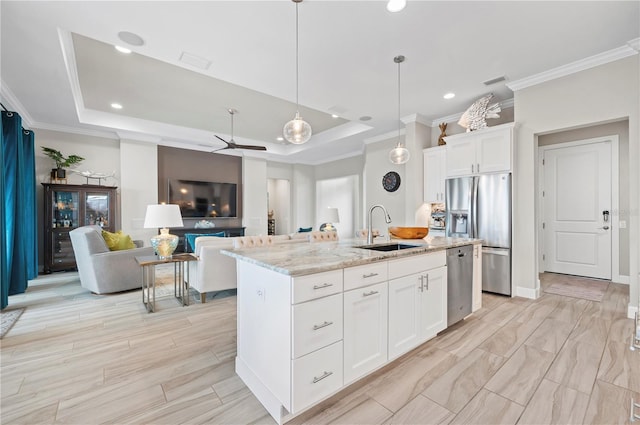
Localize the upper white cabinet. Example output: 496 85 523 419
445 123 514 177
423 146 446 203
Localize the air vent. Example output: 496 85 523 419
483 75 507 86
179 52 211 70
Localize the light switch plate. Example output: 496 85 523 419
620 220 626 228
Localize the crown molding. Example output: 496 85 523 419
364 128 405 145
0 80 35 128
57 28 86 123
32 122 119 140
430 98 514 127
507 40 639 92
402 113 430 126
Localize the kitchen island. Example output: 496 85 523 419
222 236 481 424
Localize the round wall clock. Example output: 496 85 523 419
382 171 401 192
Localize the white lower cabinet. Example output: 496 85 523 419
343 281 388 384
236 247 470 424
388 266 447 359
292 340 343 413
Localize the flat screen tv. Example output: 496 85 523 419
168 179 238 218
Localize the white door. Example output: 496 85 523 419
543 141 611 279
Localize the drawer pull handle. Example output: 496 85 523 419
312 371 333 384
313 283 333 290
313 321 333 331
363 290 379 297
362 272 379 278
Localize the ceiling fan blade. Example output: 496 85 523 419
234 144 267 151
212 135 232 151
213 111 266 151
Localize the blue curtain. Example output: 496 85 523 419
1 110 37 310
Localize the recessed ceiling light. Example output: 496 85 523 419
115 45 132 54
331 114 339 119
110 103 123 109
276 136 284 141
387 0 406 12
443 92 455 100
117 31 144 47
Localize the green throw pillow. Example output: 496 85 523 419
102 230 136 251
298 227 312 232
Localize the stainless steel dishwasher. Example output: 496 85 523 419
447 245 473 326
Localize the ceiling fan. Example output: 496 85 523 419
212 108 267 152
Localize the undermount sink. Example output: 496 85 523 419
357 243 421 252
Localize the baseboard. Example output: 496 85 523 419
628 304 638 320
613 274 629 284
516 283 540 300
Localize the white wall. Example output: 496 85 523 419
404 120 431 224
242 157 268 235
267 178 291 235
120 139 157 244
363 137 406 235
513 56 639 314
316 175 359 239
292 164 315 231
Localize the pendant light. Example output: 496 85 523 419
389 55 410 164
283 0 312 145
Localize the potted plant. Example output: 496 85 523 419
41 147 85 179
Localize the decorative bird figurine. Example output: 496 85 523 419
438 123 447 145
458 93 501 132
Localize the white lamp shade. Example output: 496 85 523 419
143 204 184 228
322 207 340 224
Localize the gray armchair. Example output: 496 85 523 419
69 225 155 294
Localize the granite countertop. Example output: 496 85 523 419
221 236 481 277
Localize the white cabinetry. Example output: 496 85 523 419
388 252 447 360
343 281 388 384
423 146 446 202
445 123 514 177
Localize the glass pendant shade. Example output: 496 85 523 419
389 55 410 165
389 143 410 164
283 111 312 144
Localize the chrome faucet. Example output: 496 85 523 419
367 204 392 244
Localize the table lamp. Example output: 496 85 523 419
321 207 340 231
144 204 184 259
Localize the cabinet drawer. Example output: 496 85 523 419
344 262 388 291
388 251 446 280
292 293 343 359
292 270 343 304
291 341 343 413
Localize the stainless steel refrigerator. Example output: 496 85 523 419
445 173 511 296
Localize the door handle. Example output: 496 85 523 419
363 290 379 297
600 226 610 230
418 275 424 292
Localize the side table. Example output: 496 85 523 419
135 253 198 313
